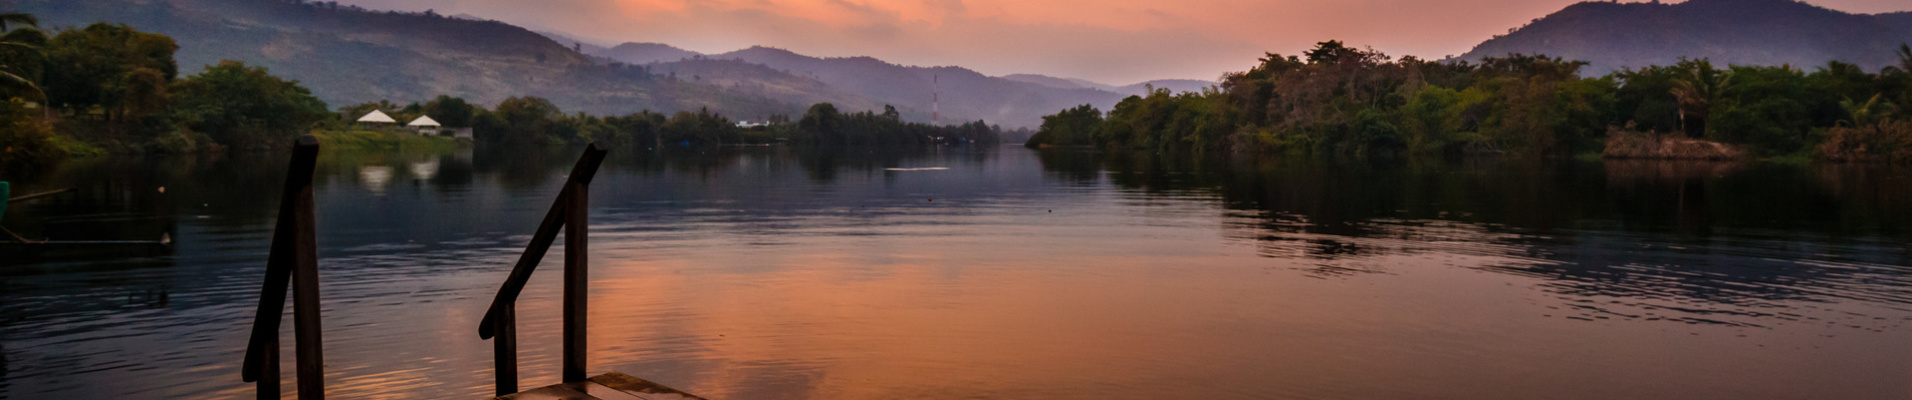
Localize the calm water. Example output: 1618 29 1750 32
2 146 1910 399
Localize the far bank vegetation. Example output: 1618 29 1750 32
1028 41 1912 164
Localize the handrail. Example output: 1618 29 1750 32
240 136 325 399
477 142 610 395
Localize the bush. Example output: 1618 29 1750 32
1603 126 1748 160
1818 120 1912 163
0 99 63 170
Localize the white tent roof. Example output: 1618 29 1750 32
357 110 397 123
408 116 442 127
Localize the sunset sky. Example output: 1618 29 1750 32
335 0 1909 84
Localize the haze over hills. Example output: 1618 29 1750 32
600 43 702 66
565 38 1219 128
1461 0 1912 73
533 29 1213 128
1000 75 1216 97
16 0 1911 130
15 0 799 117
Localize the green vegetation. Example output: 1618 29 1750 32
308 129 460 153
1029 41 1912 163
0 13 1000 172
793 103 999 146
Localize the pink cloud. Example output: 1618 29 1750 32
333 0 1912 84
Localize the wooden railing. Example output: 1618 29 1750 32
241 136 325 400
477 142 611 396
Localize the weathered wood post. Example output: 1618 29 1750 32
478 142 609 396
563 162 591 383
241 135 323 399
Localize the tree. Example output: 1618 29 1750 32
1837 93 1891 127
1668 59 1730 138
421 95 476 127
170 60 330 148
0 13 46 101
477 96 562 144
797 102 842 145
40 23 178 121
1027 104 1102 148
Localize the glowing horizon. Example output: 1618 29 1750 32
335 0 1909 84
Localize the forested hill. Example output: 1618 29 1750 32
13 0 797 117
1461 0 1912 74
700 46 1128 128
582 41 1216 128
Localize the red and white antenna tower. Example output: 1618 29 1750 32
932 74 940 125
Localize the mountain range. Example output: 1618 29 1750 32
15 0 1201 128
548 35 1212 127
11 0 1911 129
14 0 795 118
1461 0 1912 73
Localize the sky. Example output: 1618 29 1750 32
333 0 1911 85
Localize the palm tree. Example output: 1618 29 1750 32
0 12 46 102
1838 93 1893 127
1670 62 1730 138
1898 43 1912 75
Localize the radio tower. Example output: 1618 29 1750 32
932 74 939 125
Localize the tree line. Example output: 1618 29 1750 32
336 97 1002 148
0 14 1000 171
1027 40 1912 163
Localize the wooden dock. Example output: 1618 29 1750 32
490 372 704 400
240 141 700 400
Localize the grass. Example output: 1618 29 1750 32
308 129 464 153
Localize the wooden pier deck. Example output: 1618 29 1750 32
489 372 704 400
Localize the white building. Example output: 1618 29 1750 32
408 115 442 135
357 110 397 125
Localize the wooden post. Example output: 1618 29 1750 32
242 135 322 399
476 142 609 393
492 304 518 396
291 137 324 400
563 180 588 382
258 336 279 400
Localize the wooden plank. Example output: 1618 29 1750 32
492 384 592 400
562 381 646 400
488 372 704 400
588 372 706 400
7 187 72 202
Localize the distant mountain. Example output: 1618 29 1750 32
18 0 1213 128
17 0 798 117
646 57 884 120
999 75 1216 97
691 46 1125 128
534 30 612 57
595 43 702 65
1461 0 1912 74
1000 74 1093 90
1117 79 1216 96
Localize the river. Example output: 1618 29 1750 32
2 145 1909 399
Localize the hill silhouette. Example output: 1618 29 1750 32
16 0 798 117
1461 0 1912 73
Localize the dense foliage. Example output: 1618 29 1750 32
793 103 999 146
1030 41 1912 162
171 60 330 148
0 14 1001 171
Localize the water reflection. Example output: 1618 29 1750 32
1050 150 1912 329
0 145 1908 399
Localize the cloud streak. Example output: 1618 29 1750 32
333 0 1912 84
